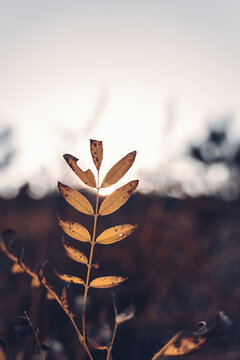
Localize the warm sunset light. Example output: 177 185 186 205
0 0 240 199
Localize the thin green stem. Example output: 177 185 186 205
82 171 100 342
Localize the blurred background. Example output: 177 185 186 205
1 1 240 359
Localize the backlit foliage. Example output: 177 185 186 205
0 139 232 359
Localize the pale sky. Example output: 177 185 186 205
0 0 240 197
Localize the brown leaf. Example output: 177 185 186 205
101 151 136 188
61 286 70 312
57 215 91 242
31 277 41 288
151 331 206 359
63 154 96 188
62 238 88 264
58 182 94 215
96 224 137 244
46 292 55 300
99 180 138 216
90 276 127 288
11 263 24 274
88 338 108 351
90 139 103 171
54 270 85 286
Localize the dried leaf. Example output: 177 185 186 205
101 151 136 188
46 292 55 300
90 276 127 288
115 305 135 325
99 180 138 216
61 285 70 312
88 338 108 351
54 270 85 286
63 154 96 188
58 182 94 215
90 139 103 171
151 331 206 359
31 277 41 288
11 263 24 274
62 238 88 264
96 224 137 245
57 215 91 242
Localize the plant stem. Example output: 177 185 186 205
106 294 119 360
46 283 94 360
106 323 118 360
24 311 45 360
82 171 100 342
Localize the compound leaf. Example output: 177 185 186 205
99 180 138 216
63 154 96 188
90 276 127 288
151 331 206 359
62 238 88 265
58 182 94 215
96 224 137 244
54 270 85 286
90 139 103 171
57 215 91 243
101 151 136 188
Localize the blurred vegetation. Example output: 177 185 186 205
0 184 240 359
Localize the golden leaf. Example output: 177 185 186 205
62 238 88 264
99 180 138 216
58 182 94 215
101 151 136 188
90 139 103 171
57 215 91 242
151 331 206 359
96 224 137 244
90 276 127 288
63 154 96 188
55 270 85 286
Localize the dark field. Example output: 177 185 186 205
1 185 240 359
